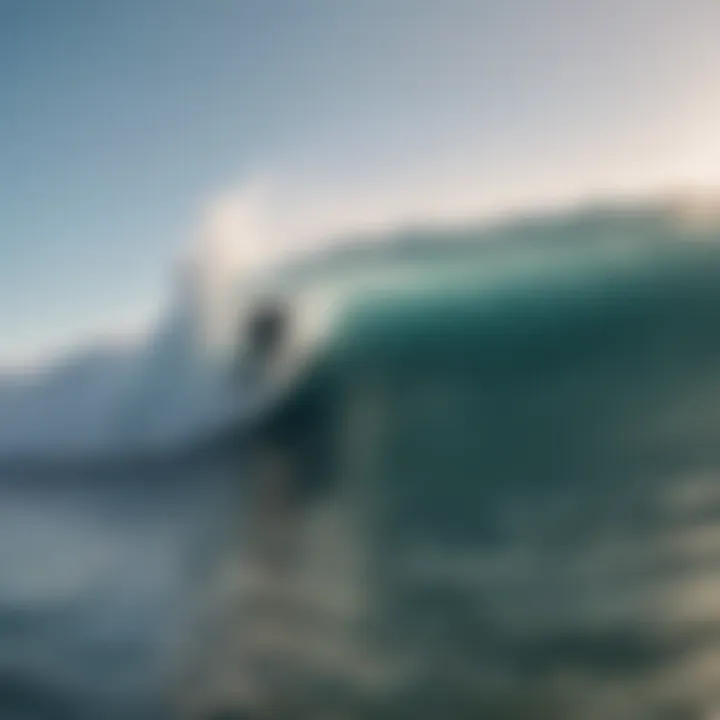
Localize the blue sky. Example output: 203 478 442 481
3 0 720 367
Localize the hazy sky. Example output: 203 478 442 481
3 0 720 366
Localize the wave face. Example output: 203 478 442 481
0 197 716 460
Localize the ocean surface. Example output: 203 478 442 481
4 206 720 719
0 461 242 720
